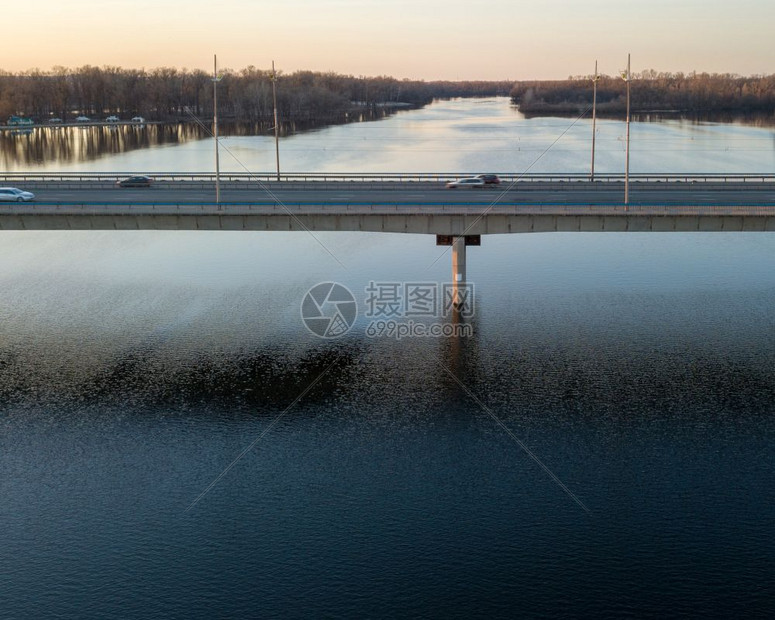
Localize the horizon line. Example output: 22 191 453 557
2 64 774 83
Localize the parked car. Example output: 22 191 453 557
0 187 35 202
475 174 501 185
47 117 63 124
130 116 145 123
116 176 153 188
105 115 120 123
446 177 485 189
75 116 90 122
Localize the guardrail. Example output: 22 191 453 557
3 203 775 217
2 172 775 184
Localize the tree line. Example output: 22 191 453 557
510 71 775 115
0 65 513 124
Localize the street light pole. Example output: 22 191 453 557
591 60 599 181
623 53 631 206
212 54 222 205
271 60 280 181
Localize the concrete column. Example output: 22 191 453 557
452 236 466 307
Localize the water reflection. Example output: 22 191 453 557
632 110 775 127
520 109 775 127
1 123 204 170
0 108 403 171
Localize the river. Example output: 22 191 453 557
1 98 774 618
2 97 775 173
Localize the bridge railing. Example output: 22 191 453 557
3 202 775 218
2 172 775 186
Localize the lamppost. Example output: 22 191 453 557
271 60 281 181
622 53 631 206
591 60 600 181
212 54 222 205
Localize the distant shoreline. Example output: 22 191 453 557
511 73 775 118
0 67 513 131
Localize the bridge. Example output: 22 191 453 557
3 173 775 303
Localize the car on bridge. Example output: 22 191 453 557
475 174 501 185
446 177 485 189
0 187 35 202
105 116 120 123
116 175 153 188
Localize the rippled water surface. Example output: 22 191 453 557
2 99 775 618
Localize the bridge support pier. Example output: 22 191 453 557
451 236 466 308
437 234 479 309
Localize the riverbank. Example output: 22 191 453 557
0 66 513 128
511 72 775 117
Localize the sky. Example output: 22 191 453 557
4 0 775 79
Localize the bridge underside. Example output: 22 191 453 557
2 213 775 233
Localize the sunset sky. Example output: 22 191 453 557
5 0 774 79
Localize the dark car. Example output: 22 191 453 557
475 174 501 185
116 176 153 188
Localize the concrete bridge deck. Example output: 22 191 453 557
2 203 774 233
1 178 774 233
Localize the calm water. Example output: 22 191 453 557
1 99 774 618
2 97 775 173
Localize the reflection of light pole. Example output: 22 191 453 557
622 53 631 206
591 60 600 180
271 60 281 181
212 54 222 205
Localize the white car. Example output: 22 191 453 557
131 116 145 123
0 187 35 202
105 115 120 123
446 177 485 189
75 116 90 122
